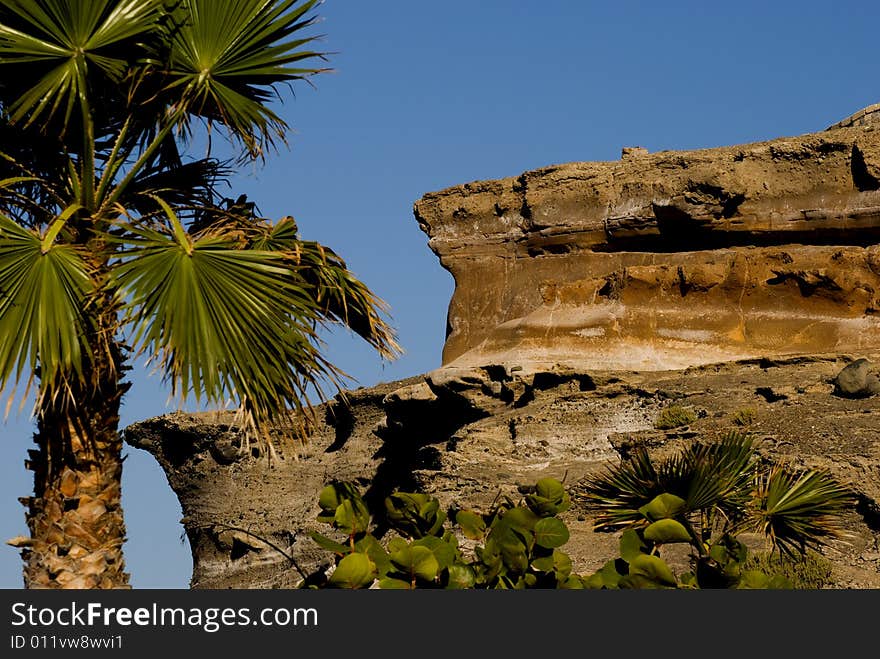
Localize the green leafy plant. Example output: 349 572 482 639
654 405 698 430
307 478 586 589
581 431 854 589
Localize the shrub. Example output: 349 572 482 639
304 432 853 590
731 408 756 426
743 550 833 589
306 478 584 589
580 431 853 589
654 405 697 430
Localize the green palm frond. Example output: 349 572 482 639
681 431 755 514
110 201 347 437
751 465 854 556
582 448 663 529
583 432 757 531
0 212 94 402
123 157 231 217
254 217 401 360
165 0 328 158
0 0 164 130
187 210 401 360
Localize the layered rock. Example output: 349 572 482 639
125 114 880 589
126 356 880 589
414 123 880 370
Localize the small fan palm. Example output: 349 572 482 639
582 432 853 557
0 1 400 589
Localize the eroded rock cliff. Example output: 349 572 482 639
414 123 880 371
126 355 880 589
125 114 880 589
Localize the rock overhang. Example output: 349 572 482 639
414 120 880 371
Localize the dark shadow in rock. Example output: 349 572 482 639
852 145 880 192
855 494 880 531
323 399 355 453
161 428 201 467
755 387 788 403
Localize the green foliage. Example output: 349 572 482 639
0 0 400 440
306 478 587 589
654 405 697 430
731 408 756 426
307 435 853 591
743 550 834 589
581 431 854 589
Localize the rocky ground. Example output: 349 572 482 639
126 352 880 589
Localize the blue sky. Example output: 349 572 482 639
1 0 877 588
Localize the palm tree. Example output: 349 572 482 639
0 0 400 589
582 432 854 559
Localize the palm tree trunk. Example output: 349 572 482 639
17 311 131 589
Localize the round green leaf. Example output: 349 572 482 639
526 479 571 516
390 544 440 582
552 549 573 579
334 498 371 535
455 510 486 540
498 537 529 573
628 554 678 587
737 570 770 589
639 493 687 521
534 517 570 548
354 535 391 577
620 529 649 562
644 519 692 544
502 507 539 533
414 535 458 570
445 564 476 589
328 553 376 589
378 577 412 590
584 573 605 589
559 575 585 589
535 478 566 502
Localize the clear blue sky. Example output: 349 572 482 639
1 0 877 588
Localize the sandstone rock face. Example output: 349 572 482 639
414 124 880 371
125 117 880 589
126 356 880 589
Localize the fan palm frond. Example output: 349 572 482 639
0 211 94 402
253 217 400 360
751 465 854 556
584 432 758 531
110 199 348 438
582 447 663 529
164 0 328 159
0 0 165 130
681 431 755 515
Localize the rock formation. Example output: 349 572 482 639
125 110 880 589
414 121 880 371
126 356 880 589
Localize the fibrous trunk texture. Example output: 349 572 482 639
17 307 130 589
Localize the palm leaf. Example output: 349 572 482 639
0 0 165 130
122 157 231 217
680 431 755 515
165 0 328 158
750 465 854 556
254 217 400 360
0 212 94 404
582 448 664 529
110 202 347 438
583 432 757 531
